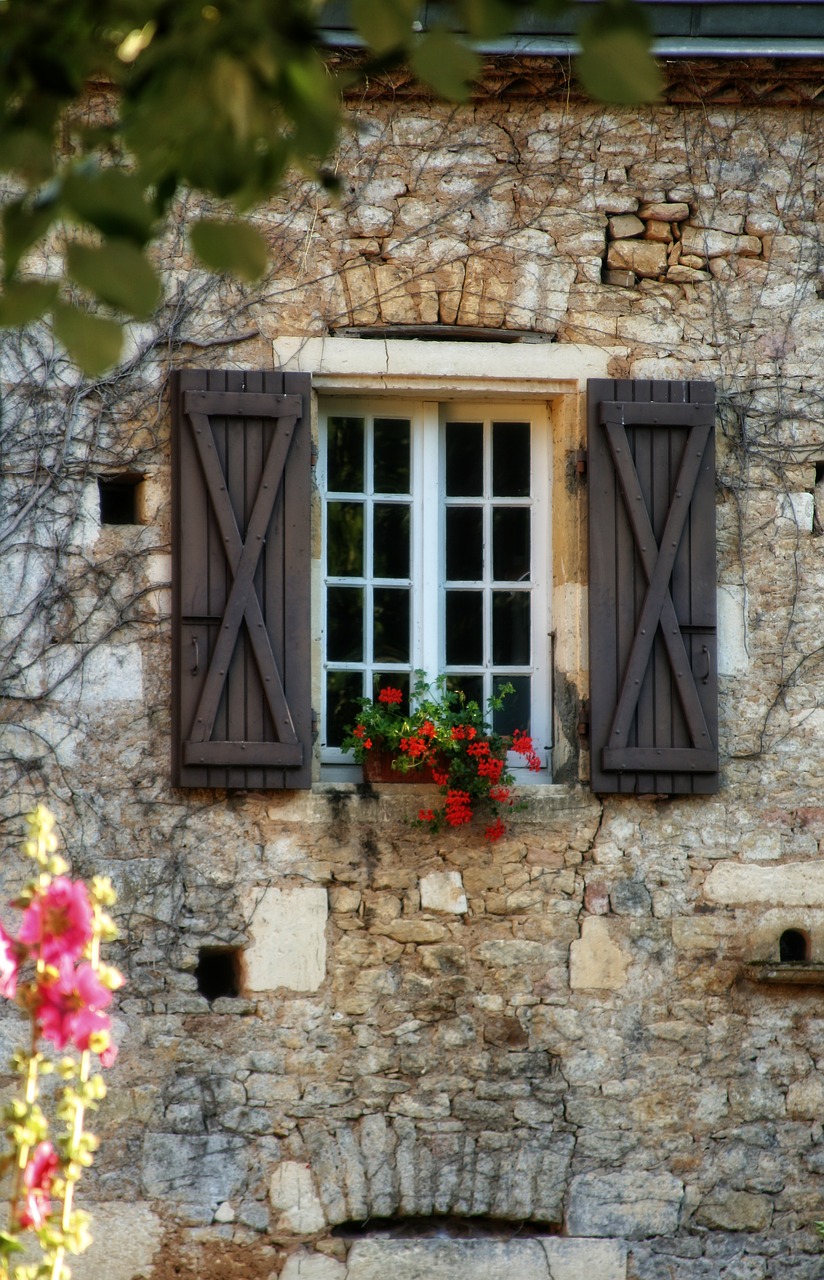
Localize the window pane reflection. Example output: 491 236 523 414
374 419 411 493
374 504 410 578
492 422 530 496
327 417 364 492
326 670 364 747
445 591 483 665
446 507 483 581
492 591 530 665
373 587 410 662
492 507 530 581
327 502 363 576
327 586 363 660
493 675 531 737
446 423 483 496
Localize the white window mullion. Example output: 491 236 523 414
419 401 440 686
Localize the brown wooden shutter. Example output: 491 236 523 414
588 378 718 795
171 369 312 789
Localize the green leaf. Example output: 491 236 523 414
53 304 123 376
189 218 268 282
62 169 156 245
459 0 514 41
351 0 418 54
0 129 55 183
0 281 59 327
2 199 57 279
576 1 663 104
411 28 480 101
0 1231 25 1255
65 238 161 319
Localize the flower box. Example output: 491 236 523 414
362 748 437 785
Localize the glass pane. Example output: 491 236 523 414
374 504 410 579
492 422 530 497
327 502 364 577
374 418 411 494
492 591 530 664
445 591 483 665
493 507 530 581
373 587 410 662
446 507 483 581
373 672 410 713
445 422 483 496
327 586 363 661
493 675 531 737
326 670 365 748
327 416 364 492
446 674 484 715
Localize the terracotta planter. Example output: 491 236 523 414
362 748 438 784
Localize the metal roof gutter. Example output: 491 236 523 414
321 33 824 59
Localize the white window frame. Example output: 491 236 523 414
271 334 615 783
318 396 551 776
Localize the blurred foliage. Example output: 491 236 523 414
0 0 660 372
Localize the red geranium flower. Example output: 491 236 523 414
485 819 506 843
378 687 403 704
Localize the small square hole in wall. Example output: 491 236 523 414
195 947 243 1001
98 474 144 525
779 929 809 963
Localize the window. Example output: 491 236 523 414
318 398 551 771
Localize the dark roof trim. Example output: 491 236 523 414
319 2 824 59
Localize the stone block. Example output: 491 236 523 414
542 1237 627 1280
695 1191 772 1231
672 917 720 950
643 221 674 243
704 862 824 907
245 887 328 992
569 917 629 990
606 240 667 278
346 1239 552 1280
666 265 711 283
717 584 749 676
420 871 467 914
475 939 554 968
638 202 689 222
566 1170 683 1238
270 1162 327 1234
281 1254 347 1280
680 226 761 259
70 1203 162 1280
608 214 644 239
603 269 635 288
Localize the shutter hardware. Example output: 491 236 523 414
574 448 587 477
577 699 590 741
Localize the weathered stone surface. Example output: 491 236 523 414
566 1171 684 1238
680 226 762 259
420 871 467 913
569 917 629 990
270 1162 327 1233
245 886 328 991
704 861 824 906
608 214 645 239
281 1254 348 1280
542 1237 627 1280
346 1239 552 1280
695 1191 773 1232
638 202 690 221
606 240 667 277
71 1203 162 1280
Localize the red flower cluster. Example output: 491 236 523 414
512 729 542 771
2 877 122 1066
484 818 506 843
445 790 473 826
450 724 477 741
378 687 403 705
400 719 437 761
353 725 373 749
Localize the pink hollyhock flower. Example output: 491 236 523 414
19 877 93 964
36 957 113 1054
0 923 19 999
17 1141 59 1229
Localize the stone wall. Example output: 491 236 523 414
2 73 824 1280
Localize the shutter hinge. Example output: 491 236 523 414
577 698 590 741
574 448 587 478
310 441 319 468
311 708 319 742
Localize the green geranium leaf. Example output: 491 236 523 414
411 28 480 101
0 281 59 327
189 218 268 282
62 169 156 245
53 304 123 376
351 0 418 54
577 1 663 104
0 1231 25 1254
65 238 161 319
